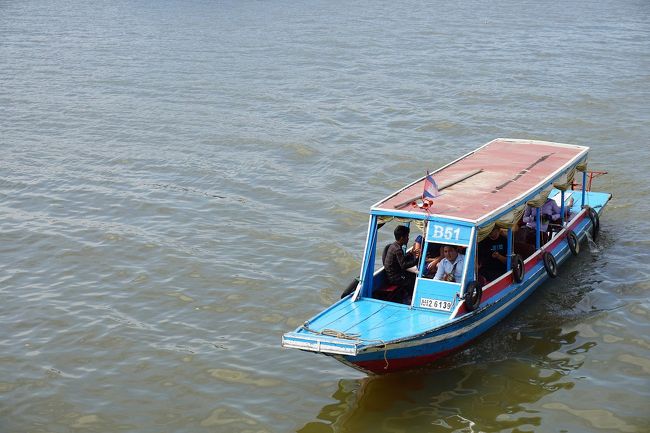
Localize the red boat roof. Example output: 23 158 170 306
373 138 589 223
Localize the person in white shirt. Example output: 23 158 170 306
434 245 465 283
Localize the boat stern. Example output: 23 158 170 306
282 329 362 356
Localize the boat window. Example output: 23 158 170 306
369 219 424 303
419 242 444 279
477 228 509 284
513 189 578 259
408 221 473 291
373 219 424 271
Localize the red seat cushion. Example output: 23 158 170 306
373 284 400 301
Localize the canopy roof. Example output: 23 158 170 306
372 138 589 224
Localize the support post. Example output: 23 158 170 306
560 191 564 227
507 228 513 270
357 215 378 300
419 242 429 278
581 171 587 207
536 208 541 249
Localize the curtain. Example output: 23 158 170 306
377 216 425 232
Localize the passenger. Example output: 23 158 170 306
521 199 562 243
383 225 419 303
434 245 465 282
413 235 424 257
478 227 508 282
413 236 444 277
425 243 444 277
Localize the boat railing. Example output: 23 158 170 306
572 170 608 192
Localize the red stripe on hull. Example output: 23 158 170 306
349 341 475 374
454 211 587 316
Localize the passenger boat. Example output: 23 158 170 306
282 138 611 374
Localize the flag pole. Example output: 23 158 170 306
393 169 483 209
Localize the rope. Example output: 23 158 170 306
321 329 360 340
301 323 360 340
382 342 389 370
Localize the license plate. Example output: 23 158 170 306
419 297 453 312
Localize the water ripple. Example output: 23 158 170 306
2 0 649 432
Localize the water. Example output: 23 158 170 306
1 0 649 432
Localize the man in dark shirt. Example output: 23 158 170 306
383 225 419 303
478 227 508 282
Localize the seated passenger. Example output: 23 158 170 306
478 227 508 282
424 243 444 277
434 245 465 283
383 225 419 303
521 199 562 243
413 235 424 257
413 236 443 277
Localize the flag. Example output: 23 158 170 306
423 172 440 200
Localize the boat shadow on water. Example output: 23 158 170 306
296 259 611 433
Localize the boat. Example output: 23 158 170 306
282 138 611 374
